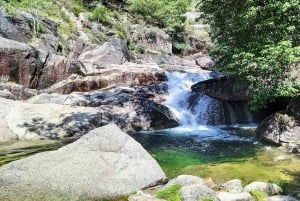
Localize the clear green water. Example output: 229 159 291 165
133 126 300 196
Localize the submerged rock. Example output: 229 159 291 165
0 124 167 201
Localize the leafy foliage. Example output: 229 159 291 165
199 0 300 110
126 0 192 29
156 184 181 201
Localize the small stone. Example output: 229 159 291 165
219 179 243 193
180 184 215 201
216 192 252 201
265 195 298 201
164 175 204 188
244 182 282 196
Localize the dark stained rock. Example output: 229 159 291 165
191 76 250 102
256 113 300 145
0 9 59 53
0 37 47 88
286 96 300 121
256 95 300 147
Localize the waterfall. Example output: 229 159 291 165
164 72 253 127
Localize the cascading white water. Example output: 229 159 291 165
163 72 213 126
163 71 254 127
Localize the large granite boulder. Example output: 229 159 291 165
27 88 179 134
191 76 250 101
78 39 131 74
256 95 300 146
0 124 167 201
0 98 103 140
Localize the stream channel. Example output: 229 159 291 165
0 72 300 196
133 72 300 196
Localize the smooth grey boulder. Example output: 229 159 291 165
264 195 298 201
164 175 204 188
180 184 215 201
215 192 253 201
128 195 166 201
0 98 103 141
219 179 243 193
244 182 283 196
0 124 167 201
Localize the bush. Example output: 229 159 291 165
127 0 191 29
90 4 109 24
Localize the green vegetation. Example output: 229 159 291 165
249 190 267 201
199 0 300 110
156 184 181 201
126 0 192 29
90 4 110 24
199 198 213 201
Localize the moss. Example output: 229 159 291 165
156 184 181 201
249 190 267 201
199 198 213 201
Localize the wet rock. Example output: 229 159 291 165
191 76 250 101
180 184 215 201
265 195 298 201
0 124 167 200
286 96 300 121
244 182 283 196
256 113 300 145
219 179 243 193
215 192 253 201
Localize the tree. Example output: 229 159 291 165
199 0 300 110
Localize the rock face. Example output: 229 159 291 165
256 95 300 146
0 37 47 88
191 76 250 102
130 25 172 54
78 39 131 73
0 124 167 201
